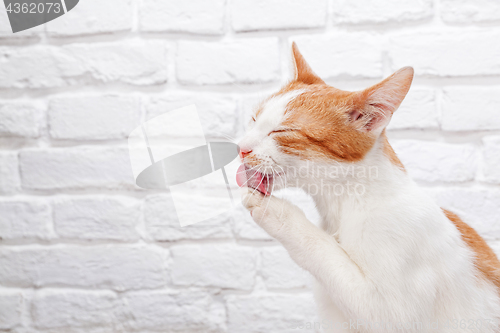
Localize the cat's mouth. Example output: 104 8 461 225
236 164 273 196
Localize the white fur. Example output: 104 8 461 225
240 94 500 333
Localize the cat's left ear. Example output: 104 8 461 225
291 42 325 85
350 67 414 135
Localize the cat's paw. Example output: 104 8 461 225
241 188 304 237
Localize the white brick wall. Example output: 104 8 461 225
0 102 41 138
0 0 499 331
0 152 20 194
231 0 328 31
332 0 433 24
140 0 226 34
442 88 500 131
0 245 167 290
440 0 500 23
0 200 53 240
46 0 134 36
176 39 281 85
0 290 23 330
48 95 142 140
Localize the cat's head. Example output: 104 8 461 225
236 42 413 196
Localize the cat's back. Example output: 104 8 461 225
442 208 500 292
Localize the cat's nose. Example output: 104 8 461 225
239 148 252 159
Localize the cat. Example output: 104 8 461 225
236 42 500 333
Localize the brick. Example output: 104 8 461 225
176 39 280 85
146 93 238 140
171 244 257 289
0 46 63 88
46 0 133 36
0 152 20 194
481 136 500 184
0 102 40 138
442 88 500 131
441 0 500 23
140 0 225 34
389 31 500 77
226 293 317 333
0 245 167 290
48 95 141 140
121 291 225 332
291 34 383 79
53 196 140 241
0 291 23 330
20 147 135 190
231 0 327 32
332 0 433 24
388 88 438 130
0 200 52 240
0 41 168 89
261 247 310 289
434 188 500 241
391 140 477 182
144 194 233 241
61 40 168 86
32 290 118 329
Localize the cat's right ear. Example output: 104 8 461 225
350 67 414 136
291 42 325 85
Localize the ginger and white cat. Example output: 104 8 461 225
237 43 500 332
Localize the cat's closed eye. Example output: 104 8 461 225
269 128 298 136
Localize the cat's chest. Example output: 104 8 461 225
328 220 378 268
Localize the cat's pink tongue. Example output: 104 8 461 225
236 164 271 196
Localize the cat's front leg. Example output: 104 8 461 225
242 188 345 277
242 188 374 321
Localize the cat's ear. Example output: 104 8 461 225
350 67 414 135
291 42 325 85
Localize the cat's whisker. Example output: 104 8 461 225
242 165 267 207
237 164 263 189
275 165 288 193
236 163 260 175
275 166 288 219
247 166 267 201
236 165 262 188
261 169 276 219
240 166 263 190
275 165 286 181
210 132 238 143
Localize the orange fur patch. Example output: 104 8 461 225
273 83 376 162
381 130 405 171
443 209 500 291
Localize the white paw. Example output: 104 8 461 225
241 188 304 237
